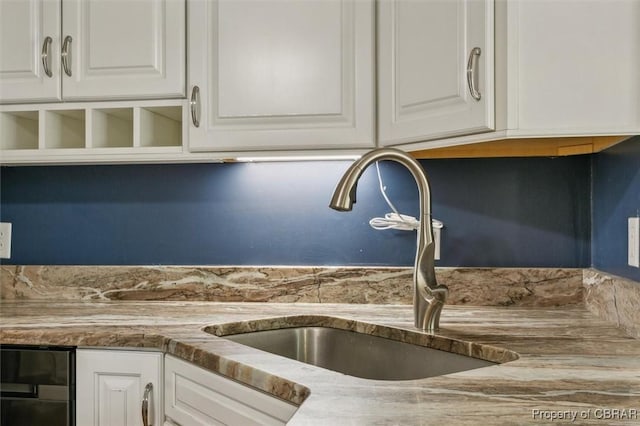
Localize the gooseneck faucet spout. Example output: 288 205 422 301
329 148 448 332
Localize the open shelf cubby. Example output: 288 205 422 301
92 108 134 148
45 110 86 149
1 101 185 164
139 106 182 147
0 111 39 150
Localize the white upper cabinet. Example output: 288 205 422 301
0 0 62 103
188 0 375 153
391 0 640 151
3 0 637 162
502 0 640 137
378 0 494 146
61 0 185 101
0 0 185 104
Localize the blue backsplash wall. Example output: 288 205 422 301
0 155 591 267
592 136 640 282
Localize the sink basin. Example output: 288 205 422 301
206 317 518 381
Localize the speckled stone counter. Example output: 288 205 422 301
1 301 639 425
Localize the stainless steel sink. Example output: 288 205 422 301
219 326 499 381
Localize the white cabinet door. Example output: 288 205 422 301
506 0 640 136
188 0 375 153
0 0 61 103
77 349 163 426
378 0 494 146
164 355 298 426
61 0 185 101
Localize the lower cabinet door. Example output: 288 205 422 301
76 349 163 426
164 355 298 426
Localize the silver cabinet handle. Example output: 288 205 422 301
41 36 53 78
190 85 201 127
61 35 72 77
141 382 152 426
466 47 482 101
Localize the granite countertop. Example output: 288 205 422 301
1 300 640 425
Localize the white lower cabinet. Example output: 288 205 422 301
76 350 297 426
76 349 163 426
164 355 298 426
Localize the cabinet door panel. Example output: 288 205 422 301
76 349 163 426
512 0 640 134
396 1 460 109
189 0 374 152
217 1 342 118
379 0 494 145
0 0 61 103
62 0 185 100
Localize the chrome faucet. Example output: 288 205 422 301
329 148 448 332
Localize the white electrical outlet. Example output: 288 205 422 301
0 222 12 259
629 217 640 268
